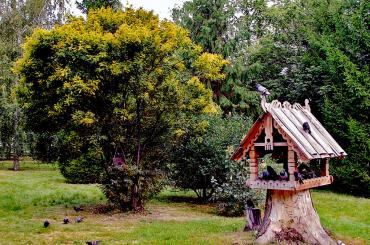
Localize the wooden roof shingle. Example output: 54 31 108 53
232 99 347 161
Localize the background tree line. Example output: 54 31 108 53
0 0 68 170
172 0 369 197
0 0 368 215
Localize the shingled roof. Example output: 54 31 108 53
231 99 347 161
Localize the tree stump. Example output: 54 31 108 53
244 208 261 231
256 189 335 244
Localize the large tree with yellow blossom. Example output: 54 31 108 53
16 8 228 211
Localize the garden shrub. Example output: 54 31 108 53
212 159 265 216
170 114 252 201
59 153 105 184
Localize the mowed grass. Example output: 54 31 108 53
0 161 368 244
312 191 370 244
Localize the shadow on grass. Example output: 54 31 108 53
149 189 218 216
152 195 202 204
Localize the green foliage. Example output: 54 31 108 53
17 8 227 211
76 0 122 14
172 0 262 115
212 160 265 216
238 0 369 196
58 153 104 184
173 0 368 196
0 0 68 162
170 114 252 200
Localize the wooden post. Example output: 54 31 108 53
287 149 296 181
249 146 258 180
264 115 273 151
320 158 329 177
245 208 261 231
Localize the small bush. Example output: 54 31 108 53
170 114 252 201
100 165 165 211
212 159 265 216
59 153 104 184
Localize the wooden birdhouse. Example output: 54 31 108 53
232 98 347 245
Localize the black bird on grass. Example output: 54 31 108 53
303 122 311 134
43 220 50 228
294 171 304 184
63 217 69 224
267 166 278 180
86 241 101 245
76 216 84 223
74 206 83 212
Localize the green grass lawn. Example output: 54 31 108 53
0 162 368 244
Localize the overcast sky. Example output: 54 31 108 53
70 0 187 20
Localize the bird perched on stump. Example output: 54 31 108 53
43 220 50 228
63 217 69 224
74 206 83 212
256 83 270 96
76 216 84 223
86 241 101 245
303 122 311 134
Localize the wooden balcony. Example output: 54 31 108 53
246 176 333 191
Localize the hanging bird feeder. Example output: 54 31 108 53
112 145 127 168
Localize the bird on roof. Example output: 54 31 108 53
86 241 101 245
63 217 69 224
303 122 311 134
43 220 50 228
256 83 270 96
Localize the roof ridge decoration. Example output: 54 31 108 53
282 101 292 109
270 100 282 108
304 98 311 111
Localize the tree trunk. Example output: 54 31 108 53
244 208 261 231
130 181 143 212
256 189 335 245
13 155 20 171
12 107 21 171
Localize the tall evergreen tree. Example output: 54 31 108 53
172 0 262 116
